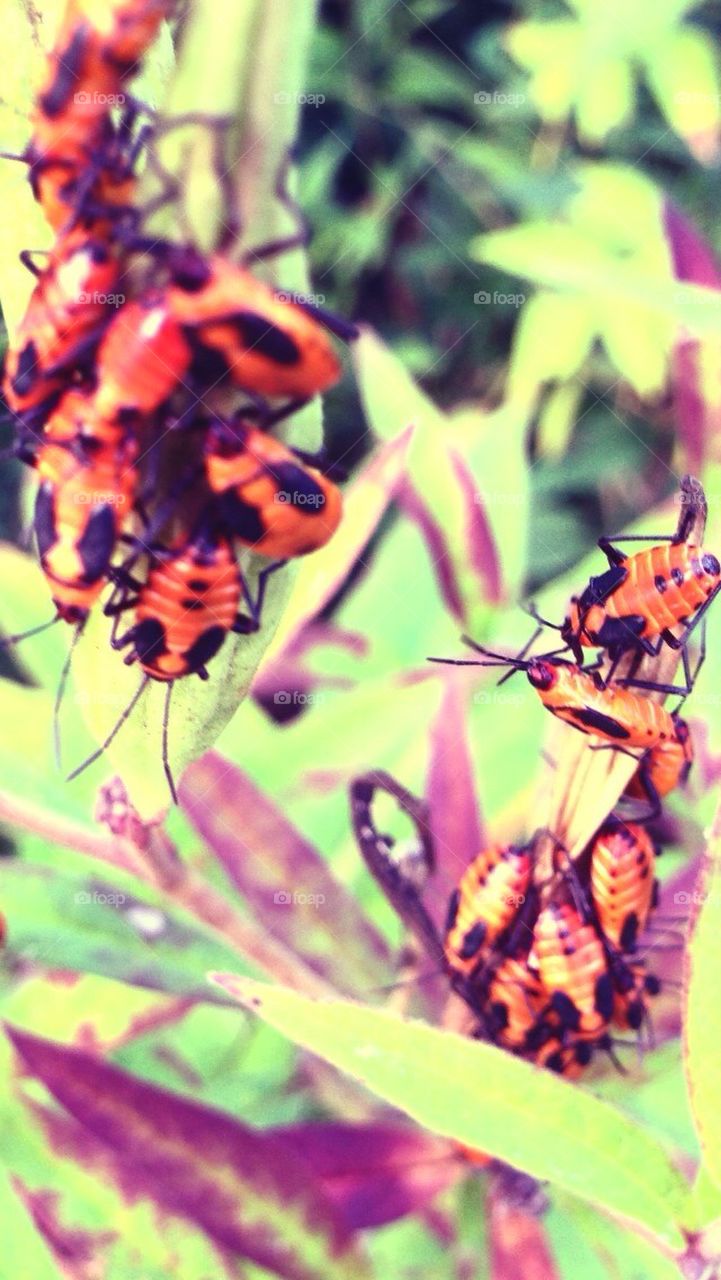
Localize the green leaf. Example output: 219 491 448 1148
683 801 721 1199
211 977 689 1250
643 27 721 164
536 380 585 460
595 294 670 397
391 49 475 110
0 679 98 819
505 291 596 404
576 56 635 142
594 1042 699 1160
505 21 581 122
352 330 500 629
0 542 70 691
69 572 293 819
472 221 721 337
685 1163 721 1233
0 860 249 1003
549 1195 681 1280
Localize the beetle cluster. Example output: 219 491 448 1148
351 776 670 1083
2 0 353 797
351 507 718 1083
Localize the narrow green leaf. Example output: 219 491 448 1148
352 330 500 628
69 578 292 819
450 403 531 599
549 1195 681 1280
685 1163 721 1234
211 976 689 1250
683 800 721 1197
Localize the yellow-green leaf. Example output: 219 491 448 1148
212 976 689 1251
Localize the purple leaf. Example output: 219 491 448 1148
8 1026 369 1280
268 1122 463 1229
448 448 502 605
425 679 486 927
12 1178 115 1280
488 1188 559 1280
672 343 710 473
396 450 502 624
180 753 391 995
663 200 721 471
663 201 721 287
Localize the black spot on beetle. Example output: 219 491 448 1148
550 990 580 1030
233 312 301 365
562 705 631 740
185 625 226 671
12 341 41 396
595 972 614 1019
76 506 115 584
458 920 487 960
38 27 87 117
445 889 460 934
